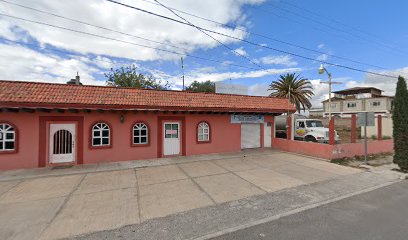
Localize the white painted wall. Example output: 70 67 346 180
361 117 393 138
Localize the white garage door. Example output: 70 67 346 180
241 124 261 149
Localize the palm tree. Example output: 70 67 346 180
268 73 314 112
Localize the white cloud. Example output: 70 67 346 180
233 46 247 56
0 0 265 62
246 78 330 109
309 79 331 108
0 42 105 85
317 43 325 49
257 55 298 67
164 67 302 87
345 67 408 96
248 83 270 96
316 53 329 61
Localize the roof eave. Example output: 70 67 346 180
0 102 296 114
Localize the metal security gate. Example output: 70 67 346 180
241 124 261 149
49 123 76 163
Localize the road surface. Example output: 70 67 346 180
212 181 408 240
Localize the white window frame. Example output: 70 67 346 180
347 102 356 108
92 122 110 147
198 122 210 142
330 103 337 109
0 123 15 151
371 101 381 107
133 123 148 145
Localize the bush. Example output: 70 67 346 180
392 76 408 171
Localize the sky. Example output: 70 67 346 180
0 0 407 108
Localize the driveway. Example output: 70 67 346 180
0 150 361 240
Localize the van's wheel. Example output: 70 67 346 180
305 136 317 142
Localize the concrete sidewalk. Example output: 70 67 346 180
0 150 400 240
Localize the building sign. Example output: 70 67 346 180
165 129 177 135
357 112 375 127
231 115 264 124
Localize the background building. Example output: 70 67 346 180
322 87 394 118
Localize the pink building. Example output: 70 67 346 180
0 80 295 171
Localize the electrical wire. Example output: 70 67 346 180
0 0 190 52
152 0 268 72
133 0 391 71
0 13 268 72
262 1 408 56
104 0 400 79
280 0 397 45
0 36 126 66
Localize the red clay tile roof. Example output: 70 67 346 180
0 80 295 113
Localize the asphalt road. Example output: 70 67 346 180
211 181 408 240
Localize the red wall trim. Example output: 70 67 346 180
329 118 335 145
286 116 292 140
196 121 211 144
260 123 264 148
88 120 113 149
0 121 19 154
351 114 357 143
157 116 186 158
377 115 382 140
39 116 84 167
130 121 151 147
272 138 393 160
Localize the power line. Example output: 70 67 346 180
104 0 399 79
0 0 190 52
0 36 125 66
151 0 268 72
0 13 267 72
280 0 395 45
134 0 391 71
262 1 408 57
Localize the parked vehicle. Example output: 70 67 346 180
275 115 340 143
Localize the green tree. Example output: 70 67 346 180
105 64 170 90
186 80 215 93
268 73 314 112
392 76 408 171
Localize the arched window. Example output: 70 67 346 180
92 122 110 147
0 123 16 151
197 122 210 142
133 123 148 145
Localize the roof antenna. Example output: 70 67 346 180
181 57 185 91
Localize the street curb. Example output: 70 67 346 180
190 179 400 240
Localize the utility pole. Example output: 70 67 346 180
181 57 185 91
328 72 333 120
319 64 341 120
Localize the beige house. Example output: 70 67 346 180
322 87 394 118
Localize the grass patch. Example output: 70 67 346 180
330 157 353 166
331 152 393 167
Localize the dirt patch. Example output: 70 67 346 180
331 152 393 168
